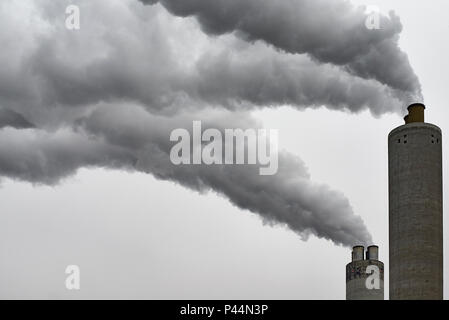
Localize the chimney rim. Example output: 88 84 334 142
407 103 425 111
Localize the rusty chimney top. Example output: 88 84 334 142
404 103 425 124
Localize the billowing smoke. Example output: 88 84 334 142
0 104 372 246
140 0 423 103
0 0 424 247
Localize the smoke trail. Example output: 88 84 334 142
140 0 423 102
0 104 372 246
192 41 405 115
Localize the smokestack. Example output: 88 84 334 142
366 245 379 260
389 103 443 299
352 245 365 261
404 103 425 124
346 245 384 300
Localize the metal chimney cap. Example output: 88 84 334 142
405 103 425 124
407 103 425 111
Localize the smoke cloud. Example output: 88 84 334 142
0 104 372 246
0 0 423 247
0 108 35 129
140 0 423 103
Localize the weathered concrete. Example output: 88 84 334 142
346 246 384 300
388 122 443 299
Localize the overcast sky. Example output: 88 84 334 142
0 0 448 299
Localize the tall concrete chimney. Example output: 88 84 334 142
388 103 443 299
346 245 384 300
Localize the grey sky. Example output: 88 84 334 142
0 0 448 299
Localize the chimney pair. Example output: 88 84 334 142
351 245 379 261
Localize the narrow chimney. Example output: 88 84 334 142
366 245 379 260
352 245 364 261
